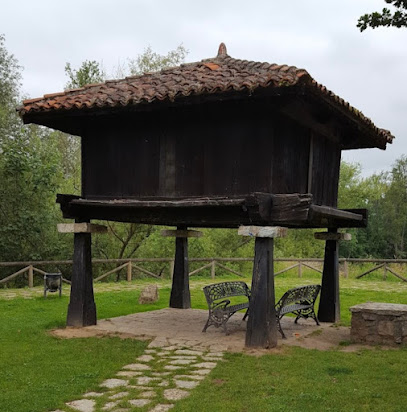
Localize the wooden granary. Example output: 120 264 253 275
19 43 393 348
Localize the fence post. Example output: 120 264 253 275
127 262 132 282
28 265 34 288
343 260 349 279
211 260 216 279
383 265 387 281
298 261 302 278
169 260 175 279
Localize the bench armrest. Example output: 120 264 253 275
211 299 231 311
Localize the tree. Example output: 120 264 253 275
357 0 407 31
64 60 105 90
128 44 188 75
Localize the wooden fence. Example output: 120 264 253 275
1 257 407 288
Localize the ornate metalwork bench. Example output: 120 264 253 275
275 284 321 338
202 281 250 335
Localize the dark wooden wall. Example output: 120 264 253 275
81 99 340 207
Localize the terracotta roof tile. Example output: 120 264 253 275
18 43 393 146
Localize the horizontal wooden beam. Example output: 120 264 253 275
161 229 203 238
238 226 287 238
56 193 367 229
314 232 352 241
57 223 108 234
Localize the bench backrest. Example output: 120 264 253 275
203 281 250 305
276 284 321 310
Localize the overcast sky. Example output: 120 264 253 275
1 0 406 176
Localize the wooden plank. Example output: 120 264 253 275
57 223 108 234
161 229 203 238
215 262 245 278
238 226 287 238
169 227 191 309
318 229 340 323
245 237 278 348
314 232 352 241
66 224 96 327
95 262 129 282
356 263 386 279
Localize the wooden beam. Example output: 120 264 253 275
314 232 352 241
318 228 340 323
66 220 97 327
169 226 191 309
57 223 107 234
161 229 203 238
238 226 287 238
245 237 278 348
57 193 367 229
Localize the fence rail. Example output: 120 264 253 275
1 257 407 288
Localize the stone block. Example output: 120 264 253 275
378 321 394 336
138 285 159 304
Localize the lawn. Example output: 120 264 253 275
1 274 407 412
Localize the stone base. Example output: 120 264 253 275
350 302 407 346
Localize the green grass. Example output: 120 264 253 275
1 275 407 412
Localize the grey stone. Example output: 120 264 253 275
138 285 159 304
137 376 160 385
164 365 183 371
122 363 151 371
157 380 170 387
100 379 128 389
174 374 205 381
174 349 203 356
145 349 157 354
148 404 174 412
174 379 199 389
169 359 196 365
83 392 104 398
151 372 171 376
117 371 142 377
109 391 129 400
129 399 151 407
66 399 96 412
193 362 217 369
102 401 120 411
137 354 155 362
190 369 211 375
163 388 190 401
148 339 169 348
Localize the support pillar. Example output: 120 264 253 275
238 226 287 348
58 221 107 327
315 229 351 323
162 227 202 309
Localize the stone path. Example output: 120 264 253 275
51 338 225 412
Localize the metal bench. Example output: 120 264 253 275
202 281 250 335
275 284 321 338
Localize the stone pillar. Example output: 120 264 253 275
58 222 107 327
238 226 287 348
315 230 351 323
162 227 202 309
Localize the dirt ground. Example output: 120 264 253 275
51 308 367 354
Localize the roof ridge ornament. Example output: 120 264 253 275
217 42 228 58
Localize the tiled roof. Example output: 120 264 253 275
18 43 393 146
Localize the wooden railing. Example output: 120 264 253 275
1 257 407 288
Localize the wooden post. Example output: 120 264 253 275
28 265 34 288
298 261 302 278
127 262 132 282
165 226 192 309
238 226 286 348
317 229 341 323
343 259 349 279
211 260 216 279
64 221 98 327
